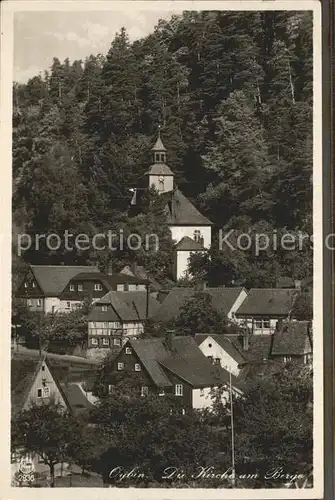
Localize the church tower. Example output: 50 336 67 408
146 130 174 193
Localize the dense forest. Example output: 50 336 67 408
12 10 313 287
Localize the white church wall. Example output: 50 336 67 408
149 175 174 193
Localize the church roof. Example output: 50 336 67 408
162 189 212 226
146 163 174 176
151 137 166 151
175 236 204 251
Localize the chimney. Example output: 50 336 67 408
106 261 113 276
294 280 301 290
243 329 249 351
165 329 174 350
131 261 138 276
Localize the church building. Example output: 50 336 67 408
144 132 212 280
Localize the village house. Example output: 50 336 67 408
153 285 247 324
234 288 300 334
16 265 149 314
11 356 71 480
102 333 242 411
133 133 213 280
194 333 246 376
269 321 313 365
120 262 175 295
87 291 161 357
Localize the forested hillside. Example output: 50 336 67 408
12 10 313 286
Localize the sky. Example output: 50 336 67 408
13 10 179 83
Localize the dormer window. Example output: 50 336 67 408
102 305 107 312
155 153 160 162
77 284 83 291
94 283 102 291
70 284 75 291
32 282 36 288
24 282 28 288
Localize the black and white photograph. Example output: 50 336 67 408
0 0 323 497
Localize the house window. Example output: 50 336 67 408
91 338 98 346
200 389 205 397
214 358 221 365
37 299 42 307
66 301 71 309
77 284 83 291
283 356 292 363
117 362 124 371
175 384 183 396
263 320 271 328
160 153 165 162
24 282 28 288
70 284 75 291
32 282 36 288
141 385 149 397
41 365 45 371
113 338 121 346
158 388 165 396
116 284 124 291
134 363 141 372
102 305 107 312
108 384 115 394
37 389 42 398
304 353 312 364
102 338 109 346
155 153 160 162
255 320 262 329
94 283 102 291
125 347 132 355
207 355 213 363
43 387 50 397
27 299 32 306
255 319 271 329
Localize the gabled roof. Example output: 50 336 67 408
11 357 71 417
120 265 164 292
225 334 273 363
154 287 245 323
162 189 212 226
128 336 241 389
71 272 149 285
237 360 283 382
60 382 95 415
271 321 312 355
146 163 174 176
175 236 204 251
28 265 99 297
195 334 246 364
88 291 160 322
235 288 299 317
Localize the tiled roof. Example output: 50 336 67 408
225 334 273 363
129 336 241 389
237 360 283 382
271 321 312 355
235 288 299 317
120 266 165 292
146 163 174 176
154 287 245 323
162 189 212 226
175 236 204 251
60 382 95 415
195 334 246 364
72 272 149 285
88 291 160 322
30 265 99 297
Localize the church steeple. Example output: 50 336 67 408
151 126 166 164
